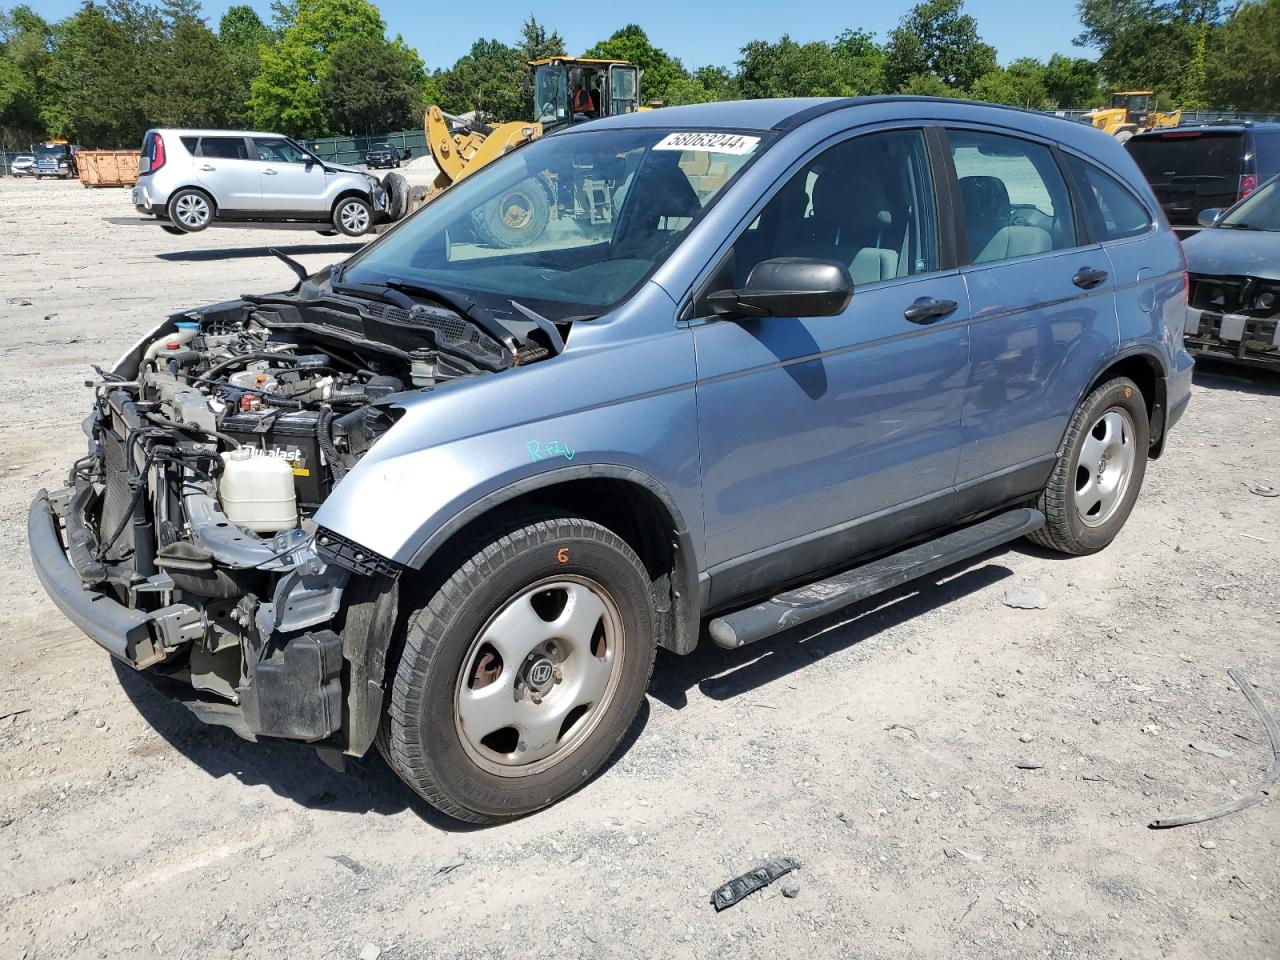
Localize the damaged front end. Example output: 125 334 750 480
1185 273 1280 368
28 283 555 748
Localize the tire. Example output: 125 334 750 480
1028 376 1149 555
1115 128 1135 145
315 229 338 237
470 175 553 248
383 171 409 222
332 195 373 236
381 513 656 823
160 225 184 235
167 188 214 232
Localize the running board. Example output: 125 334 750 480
707 508 1045 650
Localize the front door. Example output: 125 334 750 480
690 127 970 606
943 127 1118 513
252 137 328 214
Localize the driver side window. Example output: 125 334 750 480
254 137 308 164
698 128 939 312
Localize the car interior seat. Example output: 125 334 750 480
958 175 1052 263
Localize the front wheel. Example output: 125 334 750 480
381 514 656 823
333 195 373 236
1028 377 1149 555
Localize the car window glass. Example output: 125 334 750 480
180 136 198 153
197 137 249 160
950 130 1075 264
1126 132 1244 184
703 128 938 306
1255 131 1280 181
1065 155 1151 240
254 137 310 163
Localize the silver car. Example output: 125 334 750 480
132 128 387 236
8 153 35 177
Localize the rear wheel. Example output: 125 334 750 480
167 188 214 232
332 195 372 236
1028 377 1149 555
381 513 656 823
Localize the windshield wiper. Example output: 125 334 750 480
1218 222 1260 230
509 300 566 355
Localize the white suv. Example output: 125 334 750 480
133 129 388 236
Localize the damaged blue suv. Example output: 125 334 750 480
29 97 1193 822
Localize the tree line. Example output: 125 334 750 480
1 0 1278 150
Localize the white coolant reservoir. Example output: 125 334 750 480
218 449 298 533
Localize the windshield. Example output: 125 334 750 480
535 65 568 124
1219 176 1280 230
342 127 768 320
36 144 67 158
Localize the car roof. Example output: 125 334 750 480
1132 122 1280 138
151 128 290 139
584 95 1089 136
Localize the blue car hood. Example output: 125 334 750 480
1183 228 1280 282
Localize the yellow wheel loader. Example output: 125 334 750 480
1083 91 1182 144
382 58 644 246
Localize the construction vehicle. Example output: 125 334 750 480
385 58 644 245
1083 92 1182 143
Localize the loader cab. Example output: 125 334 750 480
1111 91 1153 127
531 58 642 129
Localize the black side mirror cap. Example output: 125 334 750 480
707 257 854 319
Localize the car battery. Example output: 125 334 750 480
220 409 326 508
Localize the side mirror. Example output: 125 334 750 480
706 258 853 319
1197 207 1223 228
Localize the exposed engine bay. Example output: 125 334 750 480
50 283 559 742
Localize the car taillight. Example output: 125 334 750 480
1239 174 1257 201
151 134 166 173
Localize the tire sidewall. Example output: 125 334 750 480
1060 379 1149 551
168 188 212 232
400 527 654 820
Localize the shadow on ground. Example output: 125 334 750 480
1192 356 1280 395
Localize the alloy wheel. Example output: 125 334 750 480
1075 407 1137 527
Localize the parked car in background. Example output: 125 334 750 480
1182 173 1280 368
8 153 35 177
364 141 408 169
31 98 1193 823
132 128 388 236
33 141 77 179
1127 122 1280 234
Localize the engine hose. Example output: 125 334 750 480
191 351 300 387
317 407 348 482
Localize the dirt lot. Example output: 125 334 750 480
1 177 1277 960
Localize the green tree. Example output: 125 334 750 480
432 37 523 120
516 16 565 114
1075 0 1225 106
1041 53 1099 107
1206 0 1280 111
583 24 688 106
896 72 958 97
250 0 387 136
970 59 1051 108
148 3 238 128
0 5 51 144
735 30 882 100
321 33 424 134
883 0 997 92
219 5 273 124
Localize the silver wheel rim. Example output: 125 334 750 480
174 193 210 228
1075 407 1137 527
339 200 369 233
454 576 624 777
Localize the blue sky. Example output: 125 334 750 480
31 0 1097 70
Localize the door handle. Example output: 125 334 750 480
1073 266 1109 289
903 297 958 324
198 164 216 171
263 168 278 175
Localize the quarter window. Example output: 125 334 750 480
709 128 939 301
1064 155 1152 241
949 130 1076 264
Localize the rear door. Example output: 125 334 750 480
192 135 259 212
1127 130 1245 230
943 127 1119 515
690 126 970 605
252 137 329 214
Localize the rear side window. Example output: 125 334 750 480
197 137 248 160
1127 132 1243 184
948 130 1077 264
1064 155 1152 241
180 136 197 153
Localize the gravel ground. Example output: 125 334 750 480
1 177 1277 960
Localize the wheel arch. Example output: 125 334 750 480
168 184 218 216
331 187 374 213
339 465 701 758
1075 349 1169 458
